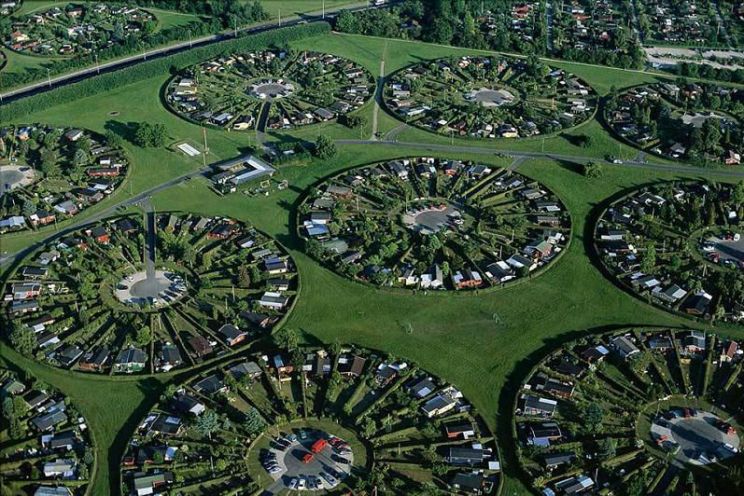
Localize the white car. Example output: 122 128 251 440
297 478 307 490
287 478 298 489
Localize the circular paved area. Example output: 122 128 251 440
0 165 36 197
250 80 295 99
264 430 353 493
466 87 517 107
704 233 744 266
402 203 461 234
114 270 187 307
651 409 740 465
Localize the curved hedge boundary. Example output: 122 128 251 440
294 156 574 297
589 181 742 329
0 22 332 122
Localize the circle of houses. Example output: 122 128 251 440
300 157 571 291
383 55 597 139
164 49 374 132
593 181 744 325
0 124 129 236
1 213 298 374
515 327 742 496
605 82 742 166
5 3 157 57
0 367 95 496
121 345 501 496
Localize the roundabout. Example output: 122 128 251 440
1 212 297 374
300 157 571 291
594 181 744 325
384 55 596 139
165 49 374 131
0 163 36 196
123 345 501 495
651 408 740 465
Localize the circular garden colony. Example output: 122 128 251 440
0 124 128 236
1 367 95 495
384 55 597 139
4 2 156 57
594 181 744 325
515 328 743 496
300 157 571 290
122 345 500 495
165 49 374 131
1 213 297 374
605 82 743 165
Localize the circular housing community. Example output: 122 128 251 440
384 55 596 139
0 367 95 495
594 181 744 325
122 345 501 495
1 213 297 374
5 2 156 57
165 49 374 131
515 328 742 496
300 157 570 290
606 82 743 165
0 124 128 235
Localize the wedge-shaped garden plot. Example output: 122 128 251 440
0 367 95 495
594 181 744 325
164 49 374 131
1 213 298 374
5 3 157 57
514 328 742 496
122 345 501 495
0 124 129 236
300 157 571 291
384 55 597 139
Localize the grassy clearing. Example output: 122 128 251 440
2 31 743 495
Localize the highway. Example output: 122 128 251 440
0 1 386 104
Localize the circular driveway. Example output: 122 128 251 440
114 270 187 307
250 80 295 99
264 431 353 493
402 203 461 234
651 409 740 465
0 165 36 197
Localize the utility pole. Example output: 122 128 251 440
278 9 281 27
322 0 325 19
95 53 99 74
47 68 52 88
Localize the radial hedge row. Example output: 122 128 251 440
384 55 597 140
300 157 571 291
122 344 500 496
515 327 742 496
593 181 744 325
164 49 374 131
5 3 157 57
2 213 297 375
1 367 95 496
0 124 129 236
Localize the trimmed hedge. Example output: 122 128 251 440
0 22 331 121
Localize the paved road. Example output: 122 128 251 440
0 166 210 268
0 1 394 104
337 139 744 179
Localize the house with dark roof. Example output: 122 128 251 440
446 446 489 466
610 335 641 360
227 361 263 381
521 395 558 417
193 374 227 395
113 347 146 373
445 422 475 439
338 355 366 377
218 324 247 347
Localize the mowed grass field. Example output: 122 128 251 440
1 31 743 495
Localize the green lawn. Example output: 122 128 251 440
1 30 743 496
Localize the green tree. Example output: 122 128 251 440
10 326 36 356
273 327 299 351
313 135 337 159
584 402 604 433
243 407 266 437
195 410 220 440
